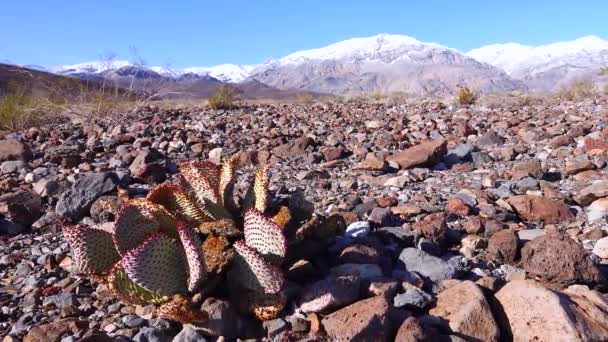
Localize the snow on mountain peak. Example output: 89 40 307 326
467 35 608 75
279 33 448 64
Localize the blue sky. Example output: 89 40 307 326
1 0 607 68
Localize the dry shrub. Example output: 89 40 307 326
558 79 595 100
456 87 477 105
208 85 238 110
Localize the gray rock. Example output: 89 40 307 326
1 160 26 174
398 248 458 283
368 207 393 226
300 275 361 313
172 325 209 342
55 172 119 220
133 327 171 342
0 190 42 226
393 287 434 309
0 218 25 235
329 263 383 280
197 298 262 338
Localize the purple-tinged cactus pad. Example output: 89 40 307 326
230 240 284 294
63 225 120 275
179 160 221 205
177 223 207 292
147 183 207 223
243 166 269 212
244 208 287 265
122 232 188 296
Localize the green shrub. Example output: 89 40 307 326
208 85 238 110
456 87 477 105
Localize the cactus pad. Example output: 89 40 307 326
113 200 177 255
244 208 287 265
230 240 284 294
201 234 234 274
219 154 239 208
179 160 221 205
108 265 166 305
157 294 209 324
122 233 188 296
177 223 207 292
63 225 120 275
147 183 207 223
244 166 269 212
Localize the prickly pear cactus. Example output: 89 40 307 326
62 154 291 323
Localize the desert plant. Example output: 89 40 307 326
208 85 238 110
558 79 595 100
599 66 608 77
63 155 291 323
456 87 477 105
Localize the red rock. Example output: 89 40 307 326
511 159 543 180
446 197 471 216
521 231 604 289
321 295 393 341
487 229 519 264
386 139 447 169
506 195 573 224
429 281 500 342
462 216 483 235
413 212 447 242
395 317 431 342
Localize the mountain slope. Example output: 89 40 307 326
249 34 525 96
467 35 608 91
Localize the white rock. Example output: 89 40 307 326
592 237 608 259
345 221 370 238
587 198 608 223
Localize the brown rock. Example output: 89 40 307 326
0 139 32 162
429 281 500 342
272 136 314 158
495 280 608 341
339 244 380 264
322 147 345 161
521 231 604 289
565 159 596 175
387 139 447 169
507 195 573 224
487 229 519 264
395 317 430 342
413 212 447 242
321 295 393 341
24 319 85 342
462 216 483 235
446 197 471 216
511 159 544 180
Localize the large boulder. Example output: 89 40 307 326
55 173 119 221
0 190 42 227
506 195 573 224
386 139 447 169
0 139 32 162
521 231 604 289
429 281 500 342
495 280 608 341
272 136 315 158
321 295 394 341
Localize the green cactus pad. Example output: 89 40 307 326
108 265 167 305
230 240 284 294
177 223 207 292
122 232 188 296
244 209 287 265
63 225 120 275
243 166 269 212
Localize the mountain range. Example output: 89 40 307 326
7 34 608 96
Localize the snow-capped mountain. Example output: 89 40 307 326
53 60 254 83
249 33 523 95
42 33 608 95
467 35 608 91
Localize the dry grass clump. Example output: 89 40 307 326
456 87 477 105
208 85 238 110
558 79 595 100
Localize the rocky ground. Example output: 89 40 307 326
2 97 608 341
